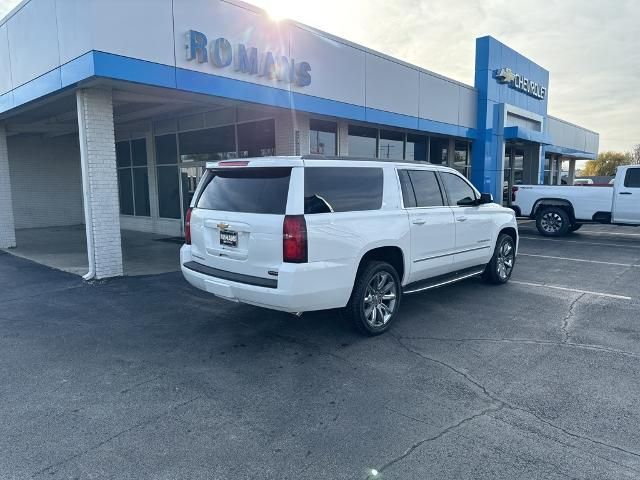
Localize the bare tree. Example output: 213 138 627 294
632 144 640 165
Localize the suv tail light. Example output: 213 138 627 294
283 215 307 263
185 207 193 245
511 186 519 202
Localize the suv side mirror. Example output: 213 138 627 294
479 193 493 204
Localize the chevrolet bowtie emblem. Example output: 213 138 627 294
217 222 229 230
495 67 516 84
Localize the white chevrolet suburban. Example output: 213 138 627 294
181 156 518 335
512 165 640 236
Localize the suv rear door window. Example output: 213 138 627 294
197 168 291 214
304 167 383 214
408 170 444 207
441 172 477 206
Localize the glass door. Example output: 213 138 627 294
503 146 525 206
180 165 205 229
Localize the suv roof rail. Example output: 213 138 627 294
301 154 432 165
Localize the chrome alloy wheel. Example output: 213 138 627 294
540 211 563 234
363 271 398 328
496 240 515 280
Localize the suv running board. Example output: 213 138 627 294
403 266 486 295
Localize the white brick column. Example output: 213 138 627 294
275 111 309 156
0 124 16 248
76 88 123 279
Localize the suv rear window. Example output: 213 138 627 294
304 167 383 214
197 168 291 214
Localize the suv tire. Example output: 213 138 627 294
536 206 571 237
345 261 402 336
482 234 516 284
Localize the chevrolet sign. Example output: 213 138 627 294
495 67 546 100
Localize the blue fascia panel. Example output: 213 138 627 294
12 68 62 108
503 126 552 145
545 144 597 159
93 51 177 89
366 107 418 130
61 51 95 88
0 91 13 114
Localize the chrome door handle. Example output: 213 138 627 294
457 216 468 222
412 219 426 225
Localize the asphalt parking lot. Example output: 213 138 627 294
2 222 640 479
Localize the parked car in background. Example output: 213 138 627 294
573 178 594 185
512 165 640 236
181 156 519 335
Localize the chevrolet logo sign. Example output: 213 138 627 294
495 67 515 84
217 222 229 230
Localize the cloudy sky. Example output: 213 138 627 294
1 0 638 152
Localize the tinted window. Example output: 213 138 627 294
304 167 383 214
429 137 448 165
310 119 337 155
408 170 444 207
406 134 427 161
131 139 147 166
116 141 131 168
379 130 404 160
398 170 416 208
198 168 291 214
441 172 477 206
117 169 134 215
133 169 150 216
348 125 377 157
155 134 178 165
624 168 640 188
237 119 276 157
157 166 181 219
179 125 237 162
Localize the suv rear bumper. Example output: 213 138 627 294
180 245 354 313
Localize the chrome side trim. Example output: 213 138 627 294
414 245 491 263
403 270 484 295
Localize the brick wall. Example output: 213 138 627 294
8 133 84 229
0 125 16 248
77 88 123 279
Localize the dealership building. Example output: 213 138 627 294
0 0 599 279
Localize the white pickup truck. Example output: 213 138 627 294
512 165 640 236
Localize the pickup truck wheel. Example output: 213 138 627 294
482 234 516 284
569 223 583 232
345 261 402 336
536 207 570 237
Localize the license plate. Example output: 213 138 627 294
219 229 238 247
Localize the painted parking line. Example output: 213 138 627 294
572 230 640 237
518 252 640 267
520 235 640 249
511 280 632 300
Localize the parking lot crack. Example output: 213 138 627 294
390 333 640 465
31 395 202 477
369 405 504 478
561 293 585 343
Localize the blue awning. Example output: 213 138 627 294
503 126 552 145
544 145 597 160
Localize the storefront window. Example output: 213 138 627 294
379 130 404 160
116 139 150 217
310 119 337 155
429 137 448 165
179 125 237 162
406 134 428 161
454 140 471 178
155 134 181 219
238 119 276 157
348 125 377 157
